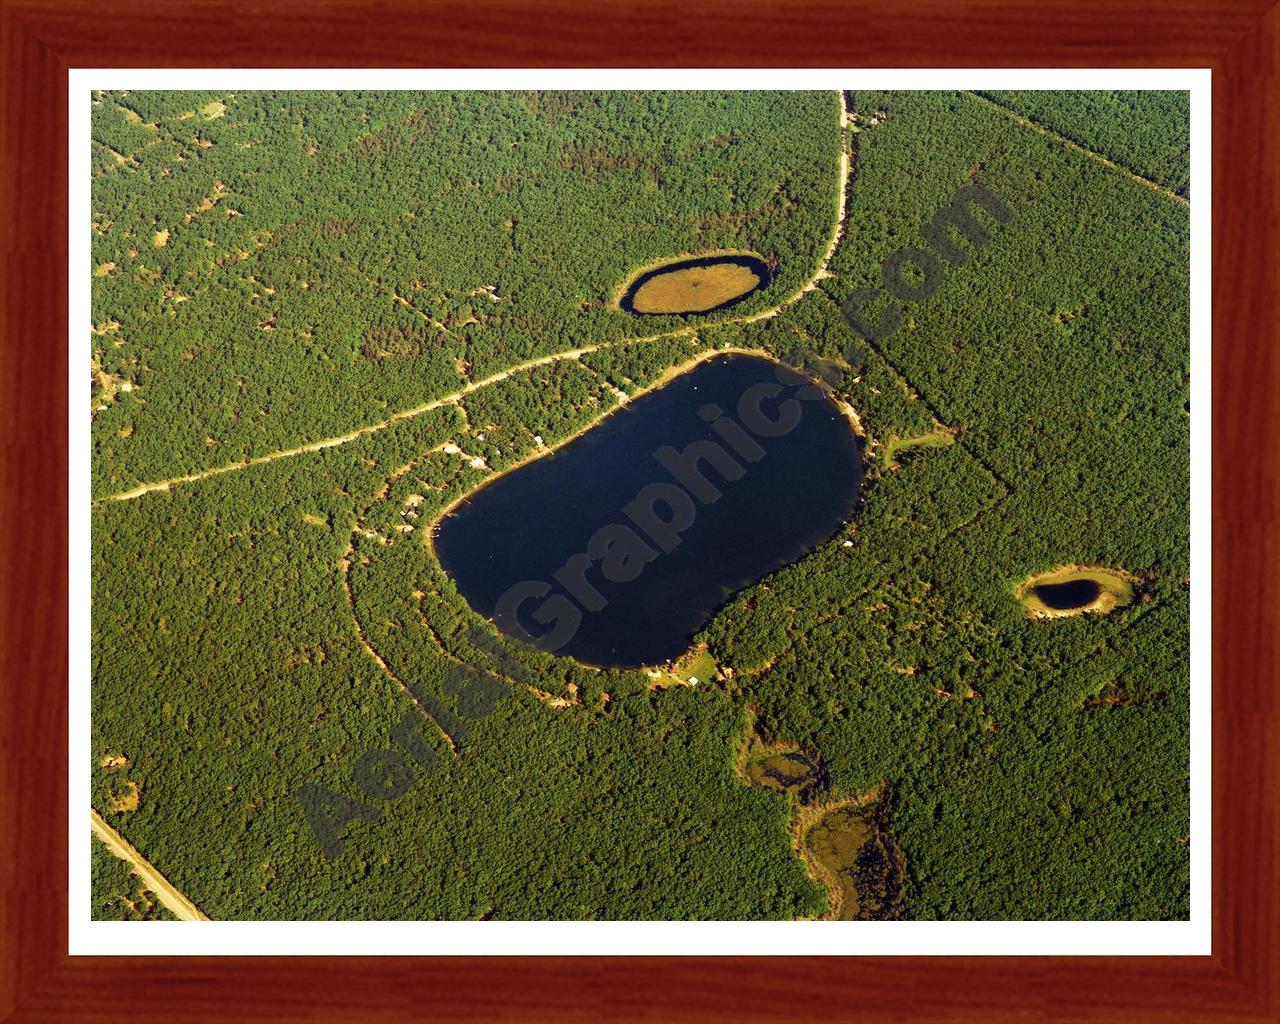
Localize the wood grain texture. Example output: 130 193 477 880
1 0 1276 1020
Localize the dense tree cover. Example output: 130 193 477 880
93 407 822 919
580 334 703 393
90 90 840 497
91 838 178 920
93 89 1189 921
458 361 617 471
978 90 1191 198
783 89 1187 917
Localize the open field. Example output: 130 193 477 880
882 425 956 470
625 259 765 314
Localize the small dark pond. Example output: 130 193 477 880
619 255 771 316
434 354 863 666
1033 578 1101 610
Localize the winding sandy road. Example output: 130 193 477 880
91 808 209 921
99 91 852 505
742 141 851 322
103 345 611 502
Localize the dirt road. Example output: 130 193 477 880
100 91 853 505
91 808 209 921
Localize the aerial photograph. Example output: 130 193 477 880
90 88 1190 922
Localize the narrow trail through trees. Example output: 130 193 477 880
966 91 1190 207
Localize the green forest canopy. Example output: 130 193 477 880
92 89 1190 921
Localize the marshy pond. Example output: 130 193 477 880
805 804 903 921
434 354 863 666
746 752 825 803
618 254 771 315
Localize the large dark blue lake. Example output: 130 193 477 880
434 354 864 666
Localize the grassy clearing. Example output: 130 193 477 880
630 263 763 314
680 648 717 683
108 779 141 812
881 424 955 469
648 644 717 689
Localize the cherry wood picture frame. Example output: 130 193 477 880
2 1 1276 1020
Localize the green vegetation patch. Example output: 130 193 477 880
803 800 904 920
616 252 769 315
91 90 841 497
746 752 821 796
882 424 956 470
679 648 717 685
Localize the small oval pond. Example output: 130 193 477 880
1034 578 1101 610
434 354 863 666
619 254 771 316
1018 566 1135 619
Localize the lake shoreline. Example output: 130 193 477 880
426 344 785 559
431 352 866 666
